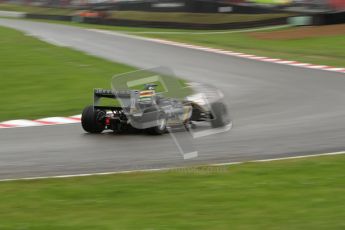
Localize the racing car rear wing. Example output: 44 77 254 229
94 89 133 99
93 88 137 108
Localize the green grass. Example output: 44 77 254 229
0 154 344 229
0 25 135 121
0 3 74 15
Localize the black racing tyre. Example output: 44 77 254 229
210 102 230 128
81 105 106 133
147 112 167 135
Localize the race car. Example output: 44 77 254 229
81 83 230 135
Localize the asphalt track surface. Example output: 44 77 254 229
1 19 345 180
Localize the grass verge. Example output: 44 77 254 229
0 154 344 229
0 25 134 121
0 3 74 15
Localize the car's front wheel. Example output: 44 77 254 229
210 102 230 128
81 105 106 133
147 113 167 135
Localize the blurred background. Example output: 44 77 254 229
0 0 344 28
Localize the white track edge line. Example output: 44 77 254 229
1 151 344 182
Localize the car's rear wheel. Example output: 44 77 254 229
81 105 106 133
211 102 230 128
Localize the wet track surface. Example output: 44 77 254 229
1 19 345 179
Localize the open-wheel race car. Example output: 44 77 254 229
81 68 231 135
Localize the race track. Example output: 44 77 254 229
1 19 345 180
